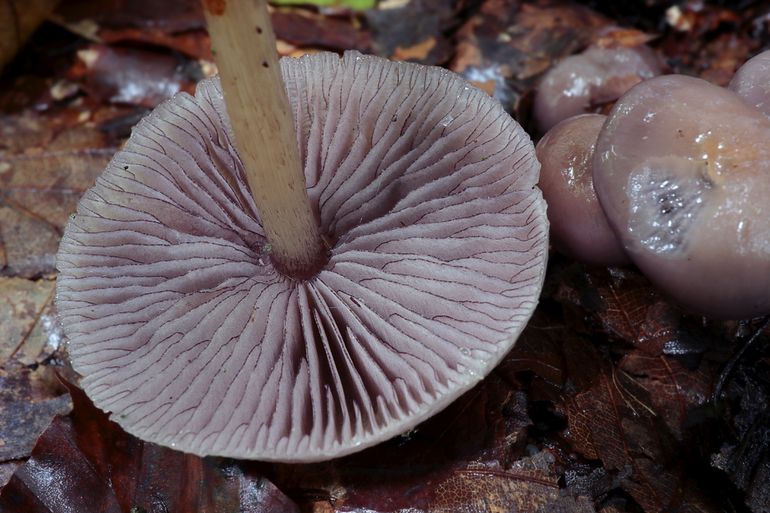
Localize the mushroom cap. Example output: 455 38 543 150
56 51 548 462
729 49 770 116
536 114 628 266
534 45 661 134
593 74 770 319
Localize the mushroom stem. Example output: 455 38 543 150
203 0 325 278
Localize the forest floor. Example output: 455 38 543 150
1 1 769 512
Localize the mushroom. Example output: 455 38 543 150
55 2 548 461
729 49 770 116
592 74 770 319
536 114 628 266
533 45 662 134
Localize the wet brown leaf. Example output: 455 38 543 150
0 113 113 278
619 351 714 440
555 266 683 356
271 9 370 52
72 44 199 107
565 365 715 513
55 1 369 60
0 365 70 464
427 451 563 513
366 0 459 64
0 381 299 513
451 0 609 115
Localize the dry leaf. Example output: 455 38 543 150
0 278 54 363
0 113 113 278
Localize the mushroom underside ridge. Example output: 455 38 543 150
56 51 547 461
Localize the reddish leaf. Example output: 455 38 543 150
619 351 715 440
72 44 198 107
451 0 609 114
564 365 715 513
427 451 563 513
555 266 684 356
271 9 370 52
0 381 299 513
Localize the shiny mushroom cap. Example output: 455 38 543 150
593 74 770 319
536 114 628 266
534 45 661 134
729 49 770 117
56 51 548 462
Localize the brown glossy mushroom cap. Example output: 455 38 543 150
534 45 661 134
56 51 548 462
593 74 770 319
729 49 770 116
536 114 628 265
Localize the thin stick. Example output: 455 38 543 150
203 0 325 278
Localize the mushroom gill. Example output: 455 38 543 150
56 51 548 462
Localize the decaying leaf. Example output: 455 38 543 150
0 113 113 278
0 278 54 363
0 382 299 513
366 0 459 64
0 366 70 468
711 339 770 513
427 451 562 513
451 0 609 115
73 44 200 107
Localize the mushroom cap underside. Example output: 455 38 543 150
56 51 548 462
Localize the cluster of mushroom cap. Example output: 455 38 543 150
55 51 548 462
536 49 770 320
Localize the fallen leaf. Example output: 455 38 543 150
0 278 54 363
73 44 200 107
366 0 458 64
555 265 685 356
393 38 437 61
451 0 609 115
619 351 715 440
0 113 114 278
427 451 562 513
270 9 370 52
0 381 300 513
0 365 71 464
564 365 716 513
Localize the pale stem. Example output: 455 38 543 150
203 0 325 278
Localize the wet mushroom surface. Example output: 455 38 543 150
533 45 661 134
536 113 627 266
729 49 770 116
592 74 770 319
55 51 548 462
